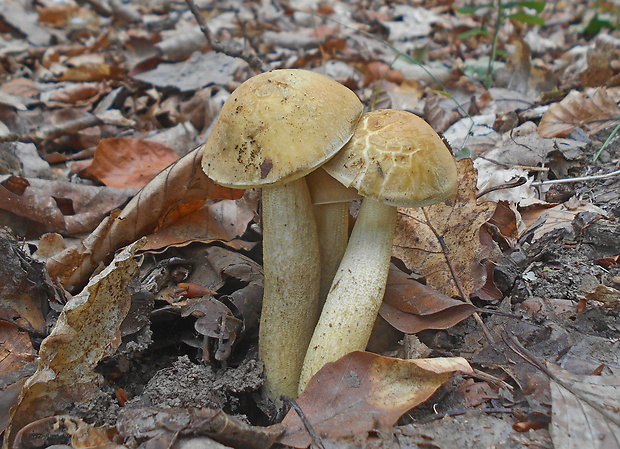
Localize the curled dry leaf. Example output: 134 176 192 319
0 175 137 236
46 148 243 293
392 159 498 298
0 324 37 436
12 415 121 449
5 239 144 447
280 352 472 448
380 265 475 334
80 137 180 189
538 87 620 138
548 363 620 449
0 228 52 334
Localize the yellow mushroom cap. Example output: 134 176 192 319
201 69 363 188
322 109 458 207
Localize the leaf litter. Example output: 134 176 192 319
0 0 620 448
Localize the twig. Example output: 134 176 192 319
593 121 620 162
281 396 325 449
476 176 527 199
531 169 620 186
184 0 269 73
0 114 103 144
421 208 495 344
502 332 620 427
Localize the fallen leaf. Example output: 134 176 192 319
538 87 620 138
0 228 52 334
380 266 475 334
583 284 620 307
280 352 472 448
0 175 138 236
393 159 498 298
0 324 37 435
132 52 246 92
80 137 180 188
46 148 243 293
548 363 620 449
5 239 144 447
12 415 120 449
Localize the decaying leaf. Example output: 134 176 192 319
5 240 144 447
141 191 258 252
46 148 243 293
538 87 620 138
548 363 620 449
0 227 52 334
280 352 472 448
12 415 121 449
393 159 498 298
583 284 620 307
80 137 180 188
116 406 284 449
380 265 475 334
0 324 37 436
0 175 137 236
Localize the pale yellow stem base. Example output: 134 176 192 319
260 178 321 401
314 202 349 307
299 198 396 392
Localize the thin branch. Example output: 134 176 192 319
421 208 495 344
0 115 103 144
531 169 620 186
281 396 325 449
184 0 269 73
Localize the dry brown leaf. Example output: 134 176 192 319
12 415 122 449
80 137 180 188
5 240 144 448
142 192 258 252
280 352 472 448
380 265 475 334
548 363 620 449
0 175 137 236
538 88 620 138
0 228 52 334
0 324 37 435
46 148 243 293
519 199 607 242
393 159 498 298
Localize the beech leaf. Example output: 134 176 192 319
5 239 144 447
538 88 620 138
46 148 243 293
393 159 498 298
279 352 472 448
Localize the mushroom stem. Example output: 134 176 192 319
299 197 396 391
314 202 349 306
260 177 321 400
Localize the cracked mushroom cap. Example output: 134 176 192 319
322 109 458 207
201 69 363 188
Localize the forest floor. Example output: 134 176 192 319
0 0 619 448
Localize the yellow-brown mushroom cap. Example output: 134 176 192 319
322 109 458 207
201 69 363 188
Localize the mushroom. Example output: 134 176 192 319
201 69 363 400
298 109 458 391
306 168 361 305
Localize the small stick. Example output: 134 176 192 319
281 396 326 449
531 169 620 186
184 0 269 73
422 208 495 344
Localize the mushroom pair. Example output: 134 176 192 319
201 69 363 401
201 69 458 400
